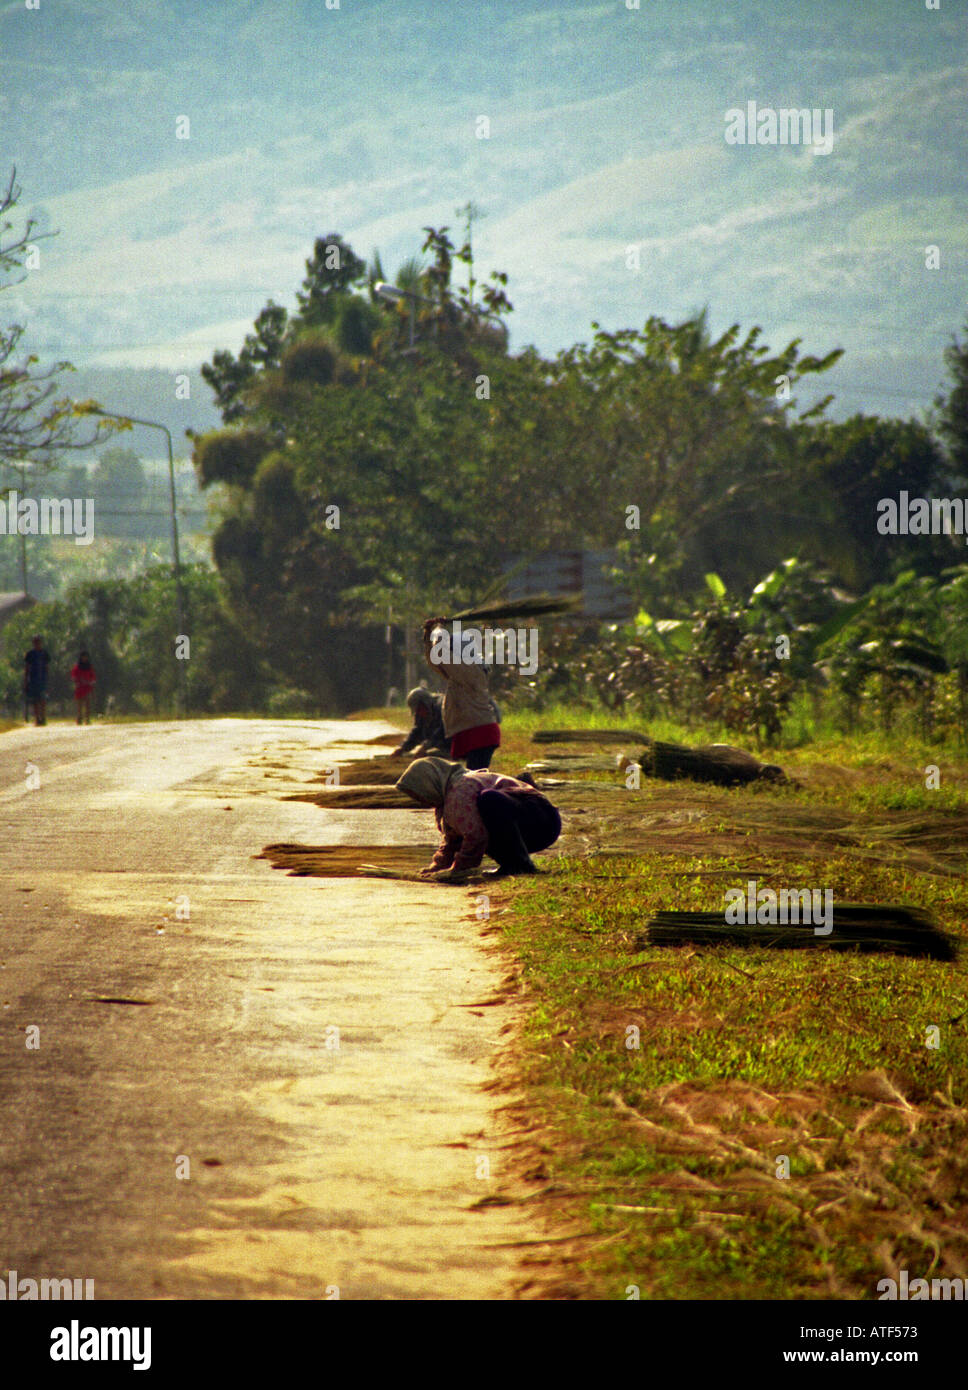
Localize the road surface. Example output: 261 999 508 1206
0 719 536 1299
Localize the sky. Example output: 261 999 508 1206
1 0 966 443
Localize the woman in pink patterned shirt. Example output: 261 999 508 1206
396 757 561 878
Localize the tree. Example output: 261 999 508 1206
91 446 145 500
0 168 110 472
551 315 843 604
294 235 368 327
936 315 968 482
797 414 953 591
195 252 519 708
90 446 148 539
199 300 290 424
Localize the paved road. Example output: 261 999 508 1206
0 719 533 1299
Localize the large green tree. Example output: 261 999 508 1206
553 317 843 605
797 415 954 592
196 227 866 708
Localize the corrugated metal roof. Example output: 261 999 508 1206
502 551 634 619
0 591 36 626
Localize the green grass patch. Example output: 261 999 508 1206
493 718 968 1300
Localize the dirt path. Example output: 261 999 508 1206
0 719 538 1299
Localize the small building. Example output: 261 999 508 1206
0 591 36 632
502 551 634 620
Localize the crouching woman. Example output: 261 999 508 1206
396 757 561 879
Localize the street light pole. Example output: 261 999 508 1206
17 462 28 595
3 459 33 593
88 408 188 717
373 281 438 351
372 281 439 687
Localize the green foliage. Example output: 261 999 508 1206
335 297 381 356
0 564 269 716
193 427 275 488
819 570 957 737
799 414 955 590
199 301 290 424
295 235 368 327
192 219 967 723
937 315 968 480
562 315 842 599
520 561 856 745
280 333 338 385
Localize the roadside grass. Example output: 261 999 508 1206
480 708 968 1299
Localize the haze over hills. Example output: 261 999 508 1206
1 0 965 425
57 368 222 459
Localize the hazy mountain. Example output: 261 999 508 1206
1 0 965 422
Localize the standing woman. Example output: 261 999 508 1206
395 756 562 878
70 649 97 724
422 616 501 769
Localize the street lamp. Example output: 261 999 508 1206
371 281 506 690
5 458 33 595
86 407 188 717
372 282 441 688
373 280 436 350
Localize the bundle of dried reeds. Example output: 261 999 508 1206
637 904 956 959
443 592 583 622
285 786 419 809
325 758 403 786
258 843 431 876
533 729 648 744
642 741 787 786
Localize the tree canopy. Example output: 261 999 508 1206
191 222 965 711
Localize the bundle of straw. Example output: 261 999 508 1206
533 729 648 744
636 904 956 960
442 592 583 622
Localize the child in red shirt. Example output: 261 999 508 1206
70 650 96 724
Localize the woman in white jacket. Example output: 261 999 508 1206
422 617 501 769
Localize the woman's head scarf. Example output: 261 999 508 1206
406 686 438 714
395 756 466 807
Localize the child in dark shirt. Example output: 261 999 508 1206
23 636 49 726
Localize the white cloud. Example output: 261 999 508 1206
87 317 256 369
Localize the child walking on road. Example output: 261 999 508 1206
70 650 97 724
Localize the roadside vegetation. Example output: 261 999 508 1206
475 706 968 1299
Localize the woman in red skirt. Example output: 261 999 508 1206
422 616 500 769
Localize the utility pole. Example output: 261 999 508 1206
404 619 418 697
455 201 485 307
87 408 188 717
17 463 28 595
